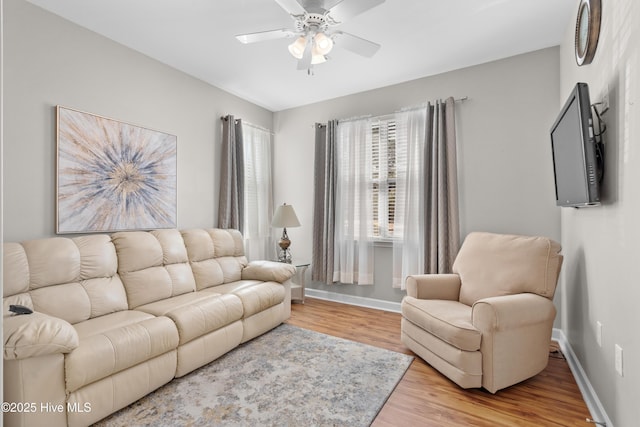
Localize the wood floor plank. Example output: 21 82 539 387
286 297 591 426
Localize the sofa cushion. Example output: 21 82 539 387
134 292 222 317
6 236 128 324
66 312 178 392
210 228 245 257
181 229 248 290
22 238 80 289
454 232 563 306
113 230 197 308
188 259 225 290
138 294 244 345
401 297 481 352
2 243 30 297
202 281 285 318
203 280 262 294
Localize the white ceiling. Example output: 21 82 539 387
26 0 575 112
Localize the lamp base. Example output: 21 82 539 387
277 227 293 263
277 248 292 264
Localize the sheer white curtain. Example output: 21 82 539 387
392 98 460 289
333 118 375 285
392 107 428 287
241 123 274 261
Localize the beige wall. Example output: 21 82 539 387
274 47 562 303
558 0 640 425
2 0 272 241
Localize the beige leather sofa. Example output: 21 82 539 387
3 228 296 427
401 232 563 393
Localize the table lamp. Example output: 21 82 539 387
271 203 301 263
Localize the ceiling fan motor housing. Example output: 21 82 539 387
295 13 331 34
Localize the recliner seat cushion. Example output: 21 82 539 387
65 311 179 392
401 296 481 351
201 281 285 318
136 293 244 345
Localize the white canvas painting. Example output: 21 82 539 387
56 106 177 233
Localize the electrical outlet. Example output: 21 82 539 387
596 321 602 347
615 344 623 377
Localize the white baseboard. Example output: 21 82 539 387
552 329 613 427
304 288 402 313
305 289 611 426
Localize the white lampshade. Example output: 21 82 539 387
272 203 301 228
288 36 307 59
311 54 327 65
313 32 333 55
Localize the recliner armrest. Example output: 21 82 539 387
471 293 556 332
241 260 297 283
4 312 79 360
405 274 461 300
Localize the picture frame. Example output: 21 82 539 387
56 106 177 233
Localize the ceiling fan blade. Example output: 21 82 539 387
274 0 307 16
334 31 381 57
297 38 313 70
236 29 295 44
327 0 385 23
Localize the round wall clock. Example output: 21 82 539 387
575 0 601 66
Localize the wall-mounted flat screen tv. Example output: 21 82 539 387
550 82 601 207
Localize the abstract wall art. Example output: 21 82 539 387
56 106 177 233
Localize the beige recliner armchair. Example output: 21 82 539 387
401 232 563 393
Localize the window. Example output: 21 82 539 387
371 119 398 239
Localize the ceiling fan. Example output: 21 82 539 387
235 0 385 74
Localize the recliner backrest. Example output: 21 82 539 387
2 235 128 324
453 232 563 306
181 228 248 291
112 229 197 309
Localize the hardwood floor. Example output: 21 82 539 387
286 297 591 427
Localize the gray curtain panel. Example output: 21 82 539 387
425 97 460 273
218 115 245 232
392 97 460 288
311 120 337 284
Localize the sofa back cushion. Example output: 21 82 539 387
3 243 31 310
2 235 128 324
112 229 196 308
454 232 563 306
181 229 248 291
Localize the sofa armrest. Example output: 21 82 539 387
471 293 556 332
405 274 461 300
241 260 296 283
4 312 79 360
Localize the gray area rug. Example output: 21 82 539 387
93 323 413 426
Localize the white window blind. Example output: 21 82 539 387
371 119 400 239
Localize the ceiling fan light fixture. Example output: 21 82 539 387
311 54 327 65
313 32 333 55
236 0 385 73
288 36 307 59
